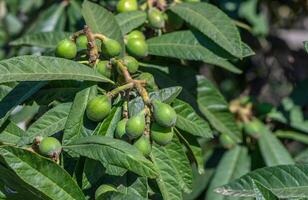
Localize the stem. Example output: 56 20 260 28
107 82 135 97
123 100 129 119
93 33 107 42
78 60 90 64
70 30 84 42
83 25 99 65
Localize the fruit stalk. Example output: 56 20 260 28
83 26 99 65
107 82 135 97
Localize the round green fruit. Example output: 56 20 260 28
126 38 148 57
151 123 173 145
101 38 122 58
134 136 152 157
127 30 145 41
125 111 145 138
219 134 235 149
152 100 177 127
86 95 111 122
148 8 165 29
55 39 77 59
122 56 139 73
165 11 184 30
96 60 112 78
137 73 158 90
39 137 62 157
95 184 117 200
116 0 138 13
76 35 88 49
115 119 127 139
244 119 262 138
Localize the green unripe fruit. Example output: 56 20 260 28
126 111 145 138
134 136 152 157
101 38 122 58
148 8 165 29
165 11 184 30
55 39 77 59
86 95 111 122
96 60 112 78
219 134 235 149
39 137 62 157
126 38 148 57
137 73 158 90
76 35 88 49
152 100 177 127
122 56 139 73
244 119 262 138
115 119 127 139
127 30 145 41
151 123 173 145
95 184 117 200
116 0 138 13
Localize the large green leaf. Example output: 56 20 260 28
81 159 105 190
276 130 308 145
252 179 279 200
62 85 96 145
215 164 308 199
82 1 124 51
257 121 294 166
10 32 71 48
0 146 86 200
173 99 212 138
147 31 241 73
116 11 147 35
197 75 241 142
170 3 245 58
206 146 251 200
19 103 72 145
128 86 182 117
0 56 112 84
165 136 193 193
64 136 158 178
150 145 183 200
0 81 45 127
0 121 24 144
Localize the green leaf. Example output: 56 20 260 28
82 1 124 52
0 56 112 84
10 31 71 48
93 106 122 137
81 159 105 190
172 99 212 138
197 75 241 142
215 164 308 199
0 146 86 200
128 86 182 117
0 81 46 127
62 85 96 145
165 136 193 193
64 136 158 178
20 103 72 145
116 174 148 199
170 3 244 58
147 31 242 73
150 145 183 200
206 146 251 200
303 41 308 53
257 121 294 166
0 121 24 145
276 130 308 145
116 11 147 35
295 149 308 164
252 179 279 200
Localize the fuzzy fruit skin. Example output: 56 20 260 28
244 119 262 138
219 134 235 149
151 123 173 145
127 30 145 41
148 8 165 29
152 100 177 127
95 184 117 200
134 136 152 157
76 35 88 49
122 56 139 73
101 38 122 58
96 60 111 78
165 11 184 30
116 0 138 13
115 119 127 139
86 95 111 122
126 38 148 57
55 39 77 59
125 111 145 138
39 137 62 157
